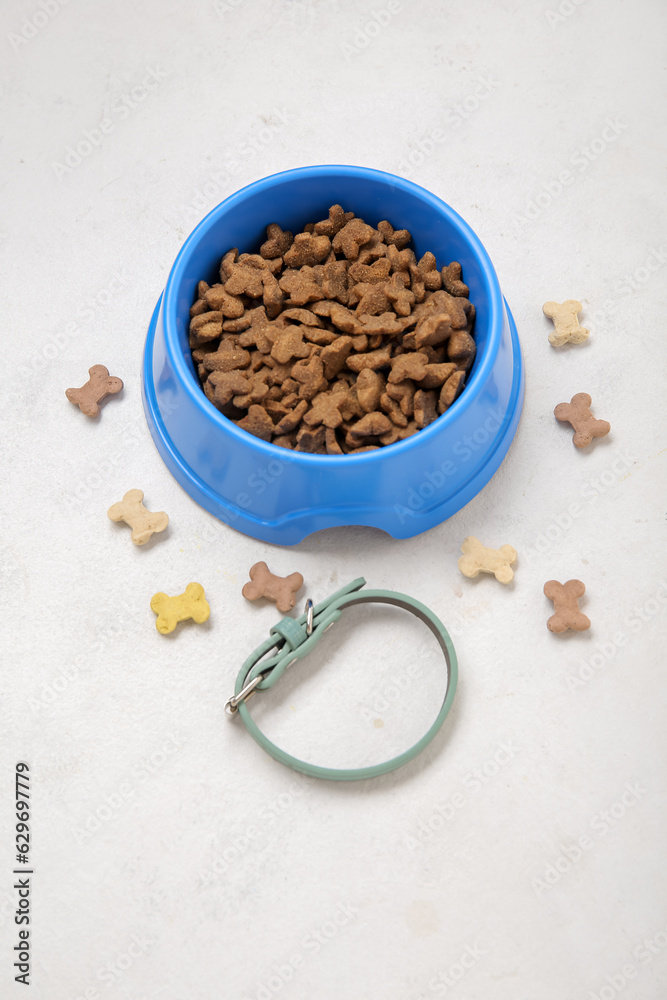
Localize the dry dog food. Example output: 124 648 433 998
188 206 476 453
66 365 123 417
543 579 590 632
554 392 610 447
542 299 589 346
107 489 169 546
458 536 517 584
242 561 304 613
150 582 210 634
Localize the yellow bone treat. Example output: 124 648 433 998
542 299 589 347
150 583 210 634
107 489 169 546
458 536 517 584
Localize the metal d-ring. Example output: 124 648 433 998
304 598 314 636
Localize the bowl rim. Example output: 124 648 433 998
163 163 504 463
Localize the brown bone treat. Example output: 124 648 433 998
554 393 610 448
385 272 416 316
332 218 375 260
236 404 274 441
260 223 293 259
66 365 123 417
353 282 391 316
270 326 311 364
388 352 429 384
224 263 265 298
272 399 309 435
346 347 392 373
283 233 331 268
296 424 327 453
208 370 250 406
441 262 469 297
291 355 328 400
447 330 477 370
313 204 355 236
355 369 385 412
325 426 344 454
544 579 590 633
107 489 169 546
377 219 412 249
380 392 409 427
413 389 438 428
348 258 392 285
220 248 238 281
243 561 304 612
279 267 325 306
202 338 251 373
438 370 466 413
302 390 345 429
322 258 349 304
416 362 457 389
204 284 246 318
260 270 284 319
386 380 416 417
417 252 442 291
320 336 353 379
281 308 324 327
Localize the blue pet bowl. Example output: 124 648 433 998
142 165 524 545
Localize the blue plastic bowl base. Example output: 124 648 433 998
141 165 524 546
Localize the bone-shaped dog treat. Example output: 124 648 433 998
543 579 590 633
458 536 517 584
554 392 610 448
242 561 304 613
107 489 169 546
65 365 123 416
542 299 589 347
150 583 210 634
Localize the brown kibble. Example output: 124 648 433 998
236 404 274 441
325 427 343 454
409 263 426 303
414 312 454 349
281 308 323 327
386 380 415 417
303 391 345 429
292 355 328 400
348 258 392 285
447 330 477 370
346 347 392 372
208 369 250 406
270 326 311 364
284 232 331 268
413 389 438 428
190 298 209 318
220 248 238 281
380 392 409 427
202 338 251 373
260 270 284 318
224 263 264 298
353 282 391 316
279 267 325 306
356 369 385 412
189 310 223 345
348 411 393 438
313 204 355 236
438 370 466 412
320 336 353 379
204 284 246 318
388 352 429 384
237 307 280 354
377 219 411 249
296 424 327 452
339 384 365 422
273 433 296 449
355 229 388 265
385 272 415 316
386 244 416 272
332 218 375 259
260 223 293 259
415 362 457 389
272 399 308 435
441 261 469 297
322 258 349 304
417 252 442 291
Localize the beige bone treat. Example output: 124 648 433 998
554 392 610 447
66 365 123 417
542 299 589 346
150 582 210 634
544 579 590 633
458 536 517 584
242 561 304 613
107 489 169 546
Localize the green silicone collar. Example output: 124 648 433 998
226 579 458 781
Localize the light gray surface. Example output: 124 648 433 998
2 1 666 998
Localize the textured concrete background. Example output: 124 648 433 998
1 1 666 998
